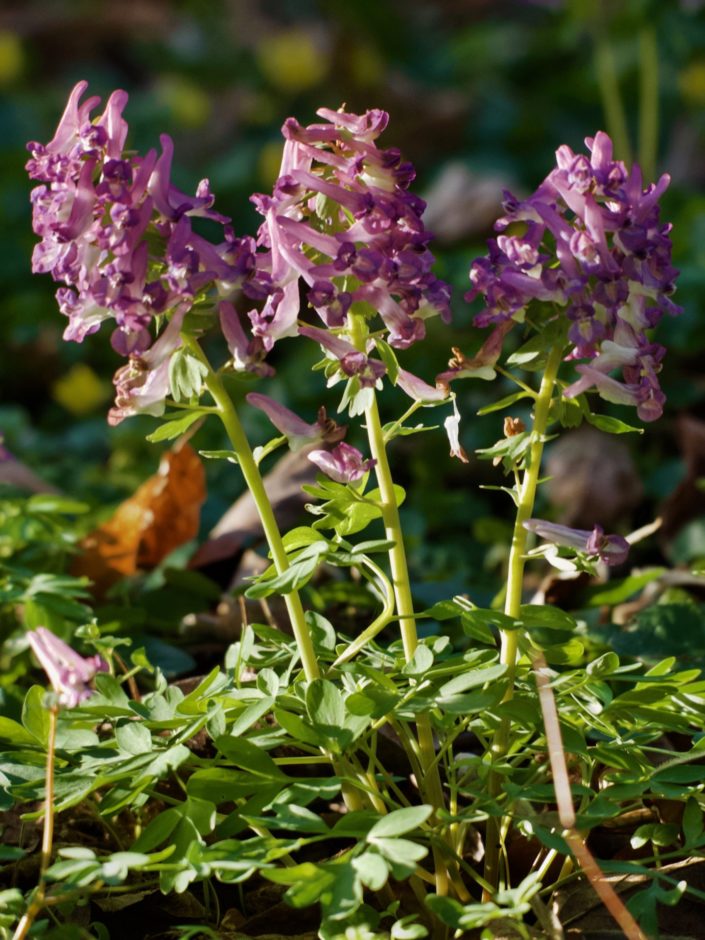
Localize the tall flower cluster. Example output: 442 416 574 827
467 132 680 421
26 82 264 423
250 107 452 384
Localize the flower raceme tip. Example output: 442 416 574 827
26 81 262 425
467 131 680 422
251 105 452 356
26 627 108 708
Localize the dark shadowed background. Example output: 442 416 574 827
2 0 705 608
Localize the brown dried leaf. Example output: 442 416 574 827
73 441 205 596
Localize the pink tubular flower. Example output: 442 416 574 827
27 627 108 708
220 302 273 378
396 369 448 403
250 105 451 359
27 82 265 422
523 518 629 566
308 442 375 483
468 131 680 421
246 392 345 451
298 324 386 388
108 308 186 425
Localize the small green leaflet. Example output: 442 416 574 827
146 410 206 442
585 412 643 435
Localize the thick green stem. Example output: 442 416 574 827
185 342 373 813
365 395 419 660
41 707 57 876
483 343 564 897
188 341 320 682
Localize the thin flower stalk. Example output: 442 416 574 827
12 706 58 940
347 315 450 896
483 340 565 897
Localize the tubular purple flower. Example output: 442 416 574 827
219 302 273 377
27 81 268 421
523 518 630 566
396 369 448 403
108 308 186 426
299 324 387 387
308 442 375 483
468 130 681 419
246 392 345 450
27 627 108 708
251 105 451 360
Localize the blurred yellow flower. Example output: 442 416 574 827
349 43 384 88
256 28 329 92
258 139 285 187
157 76 212 128
52 364 111 416
679 61 705 105
0 31 24 86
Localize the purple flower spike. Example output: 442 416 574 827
27 627 108 708
308 442 375 483
523 518 629 566
27 82 267 422
251 105 451 359
468 130 680 419
246 392 345 451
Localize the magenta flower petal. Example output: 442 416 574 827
27 627 108 708
396 369 448 402
524 518 629 566
308 442 375 483
469 130 680 419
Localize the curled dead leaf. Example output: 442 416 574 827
72 441 206 596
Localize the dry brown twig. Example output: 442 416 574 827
532 651 649 940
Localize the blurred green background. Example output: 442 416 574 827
3 0 705 606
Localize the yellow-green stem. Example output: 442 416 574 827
184 341 373 813
13 706 58 940
483 343 564 897
188 340 320 683
363 391 450 896
41 707 58 874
